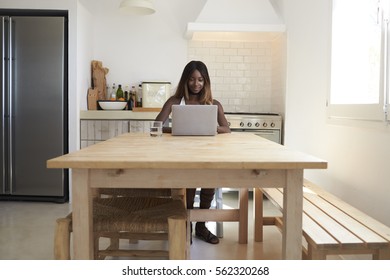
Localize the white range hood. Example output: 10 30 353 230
185 0 286 41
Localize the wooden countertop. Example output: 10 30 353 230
80 110 159 120
47 132 327 170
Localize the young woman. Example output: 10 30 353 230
155 60 230 244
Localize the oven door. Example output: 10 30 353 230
253 129 281 144
234 129 281 144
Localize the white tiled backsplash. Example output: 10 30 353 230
188 38 285 113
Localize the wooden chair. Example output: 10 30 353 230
54 188 187 260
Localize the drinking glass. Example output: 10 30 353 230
149 121 163 137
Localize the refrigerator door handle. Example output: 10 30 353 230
8 17 13 193
1 16 5 194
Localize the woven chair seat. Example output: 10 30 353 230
54 188 187 260
93 197 186 233
98 188 172 198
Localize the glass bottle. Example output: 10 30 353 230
124 90 129 109
130 86 137 108
137 84 143 107
106 84 110 100
124 90 129 102
124 85 130 99
128 91 134 110
111 83 117 100
116 84 124 100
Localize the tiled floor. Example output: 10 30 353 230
0 198 72 260
0 191 361 260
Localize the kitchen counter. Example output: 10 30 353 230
80 110 159 120
80 110 161 148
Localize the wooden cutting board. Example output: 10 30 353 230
91 60 109 100
87 88 98 110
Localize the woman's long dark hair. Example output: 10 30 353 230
173 61 213 105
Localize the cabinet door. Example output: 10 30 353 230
129 120 148 132
80 120 129 148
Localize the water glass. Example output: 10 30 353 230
149 121 163 137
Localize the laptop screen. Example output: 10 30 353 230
171 105 218 136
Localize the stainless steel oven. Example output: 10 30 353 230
224 113 282 144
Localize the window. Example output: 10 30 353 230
329 0 389 122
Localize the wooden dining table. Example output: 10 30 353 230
47 132 327 260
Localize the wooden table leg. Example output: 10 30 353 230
238 188 249 244
168 215 187 260
254 187 263 242
72 169 94 260
282 169 303 260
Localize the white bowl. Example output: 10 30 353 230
98 101 127 110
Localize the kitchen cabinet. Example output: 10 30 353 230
80 120 129 148
129 120 150 133
79 111 159 148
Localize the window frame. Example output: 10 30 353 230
327 0 390 123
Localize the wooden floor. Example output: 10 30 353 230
0 191 365 260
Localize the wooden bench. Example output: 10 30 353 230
254 179 390 260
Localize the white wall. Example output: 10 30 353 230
78 0 201 111
79 0 285 114
282 0 390 226
76 1 94 146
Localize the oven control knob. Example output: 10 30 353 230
263 122 268 128
270 122 275 128
247 122 252 127
255 122 260 127
240 122 244 127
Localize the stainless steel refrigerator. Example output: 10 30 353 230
0 11 68 202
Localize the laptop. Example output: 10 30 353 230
171 105 218 136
